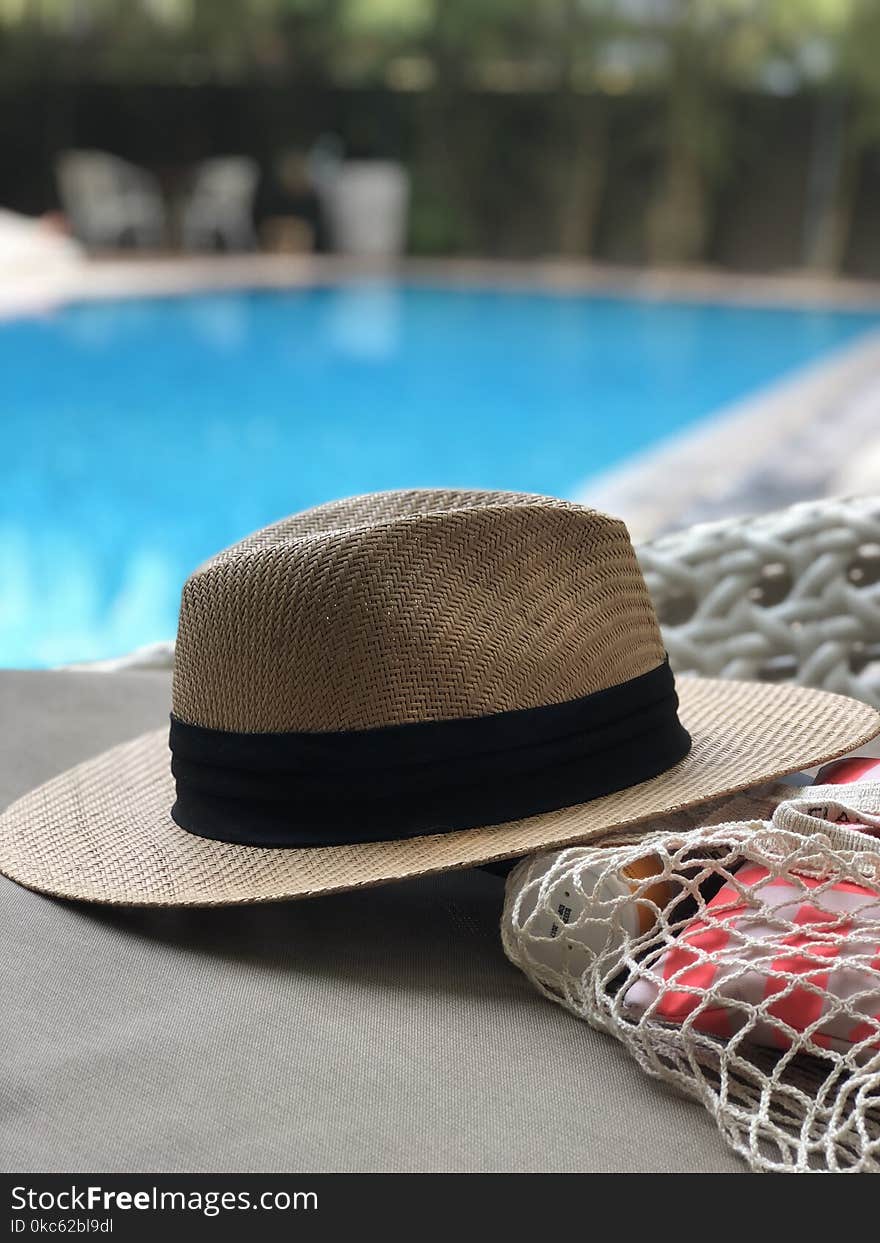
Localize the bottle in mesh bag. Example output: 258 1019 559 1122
504 789 791 982
507 849 674 980
504 766 880 1170
621 761 880 1060
815 755 880 788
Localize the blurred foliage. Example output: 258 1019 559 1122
2 0 879 268
0 0 870 90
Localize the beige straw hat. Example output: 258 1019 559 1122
1 488 878 907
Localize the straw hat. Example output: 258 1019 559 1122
1 488 878 907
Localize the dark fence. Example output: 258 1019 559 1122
3 82 880 276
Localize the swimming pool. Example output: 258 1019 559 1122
3 281 879 668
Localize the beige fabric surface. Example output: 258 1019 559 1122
0 670 744 1173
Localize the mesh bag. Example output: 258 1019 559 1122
502 783 880 1172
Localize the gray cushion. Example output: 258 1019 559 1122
0 670 742 1172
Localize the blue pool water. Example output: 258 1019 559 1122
3 282 879 668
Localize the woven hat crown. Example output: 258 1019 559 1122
171 489 665 733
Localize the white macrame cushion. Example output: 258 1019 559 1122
639 494 880 706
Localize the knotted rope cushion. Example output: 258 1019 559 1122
639 494 880 707
502 783 880 1173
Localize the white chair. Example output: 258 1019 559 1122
55 150 166 249
180 157 259 252
320 160 410 258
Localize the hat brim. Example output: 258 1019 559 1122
1 676 878 907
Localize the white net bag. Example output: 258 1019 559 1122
502 783 880 1173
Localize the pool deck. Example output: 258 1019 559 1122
6 251 880 315
581 323 880 538
6 252 880 545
